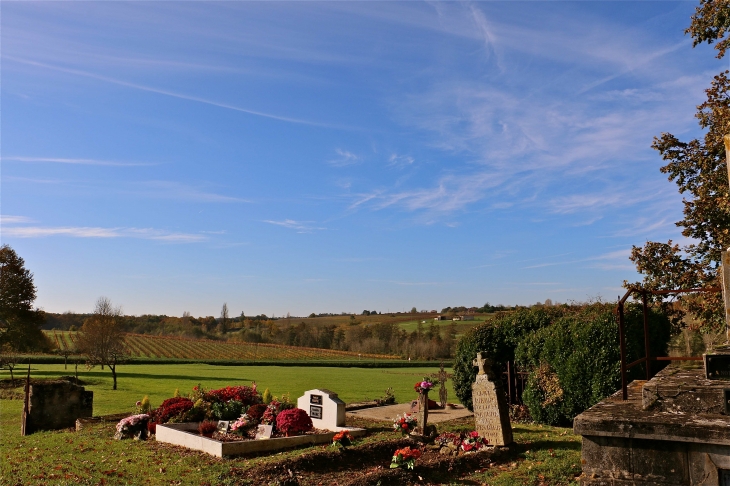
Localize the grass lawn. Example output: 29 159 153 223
0 363 456 416
0 364 581 485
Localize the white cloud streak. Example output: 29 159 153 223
263 219 326 233
5 56 341 129
2 156 152 167
2 225 206 242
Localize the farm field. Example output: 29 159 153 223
396 315 492 335
45 330 400 362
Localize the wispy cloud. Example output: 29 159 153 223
263 219 326 233
2 225 206 242
2 156 152 167
329 149 360 167
1 215 33 224
134 181 247 203
523 249 631 269
388 153 414 167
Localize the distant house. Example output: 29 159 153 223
434 315 450 321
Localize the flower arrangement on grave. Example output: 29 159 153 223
331 430 353 449
393 413 417 435
198 420 217 437
460 431 487 452
390 446 422 470
115 413 150 440
230 414 253 435
152 397 194 424
375 387 396 406
261 398 294 429
275 408 313 437
414 380 434 394
434 432 462 449
211 399 245 421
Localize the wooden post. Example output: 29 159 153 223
417 391 428 435
21 359 30 436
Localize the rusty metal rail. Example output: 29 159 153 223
617 286 720 400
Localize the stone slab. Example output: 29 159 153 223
642 367 728 414
346 402 472 423
156 423 365 458
575 372 730 446
472 374 513 446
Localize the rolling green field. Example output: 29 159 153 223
396 316 491 335
0 363 455 415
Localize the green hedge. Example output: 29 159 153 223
452 307 567 410
515 303 670 426
452 303 671 421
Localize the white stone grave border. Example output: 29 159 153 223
156 422 365 458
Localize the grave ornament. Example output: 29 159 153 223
471 352 513 446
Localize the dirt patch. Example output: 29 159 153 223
224 438 503 485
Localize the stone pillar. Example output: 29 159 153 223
723 135 730 343
417 391 428 434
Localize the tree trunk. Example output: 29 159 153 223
111 363 117 390
9 367 14 387
64 355 68 370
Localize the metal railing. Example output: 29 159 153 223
616 286 720 400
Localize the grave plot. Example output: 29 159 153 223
154 388 365 457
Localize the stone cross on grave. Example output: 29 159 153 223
437 361 450 408
473 352 491 376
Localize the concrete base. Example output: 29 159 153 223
156 423 366 458
574 367 730 485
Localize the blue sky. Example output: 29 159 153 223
1 1 725 317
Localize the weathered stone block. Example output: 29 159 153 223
23 380 93 434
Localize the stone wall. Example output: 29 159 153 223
23 380 93 434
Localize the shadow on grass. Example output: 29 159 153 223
25 370 257 383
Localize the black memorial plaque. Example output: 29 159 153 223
310 394 323 405
705 354 730 380
310 405 323 419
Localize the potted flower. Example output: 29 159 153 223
460 430 487 452
390 446 421 470
331 430 353 449
198 420 217 438
393 413 417 435
275 408 313 437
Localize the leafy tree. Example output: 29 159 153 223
628 8 730 333
687 0 730 58
77 297 127 390
0 245 48 352
0 343 21 386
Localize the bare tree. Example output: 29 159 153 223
76 297 127 390
0 343 20 386
218 303 229 334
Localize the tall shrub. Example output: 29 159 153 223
452 307 566 410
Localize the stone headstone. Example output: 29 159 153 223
297 389 345 431
472 353 512 446
410 399 419 413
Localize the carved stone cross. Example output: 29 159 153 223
473 352 491 375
